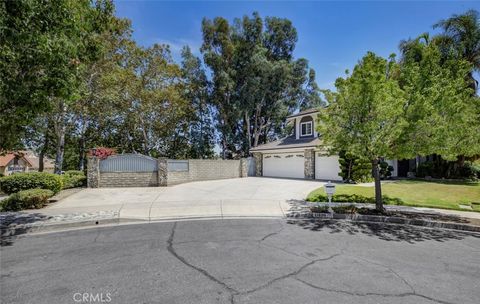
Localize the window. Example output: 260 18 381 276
300 121 313 136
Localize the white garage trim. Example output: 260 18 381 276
263 153 305 179
315 154 342 181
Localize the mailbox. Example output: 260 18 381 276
324 181 336 203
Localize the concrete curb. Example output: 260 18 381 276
287 212 480 233
0 218 147 238
1 215 287 237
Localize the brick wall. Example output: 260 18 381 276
99 172 158 188
167 159 242 185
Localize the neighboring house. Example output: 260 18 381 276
250 108 398 181
0 152 34 176
21 151 55 173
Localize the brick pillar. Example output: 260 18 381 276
240 158 248 177
87 156 100 188
304 149 315 179
252 152 263 177
158 158 168 186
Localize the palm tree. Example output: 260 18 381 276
434 9 480 93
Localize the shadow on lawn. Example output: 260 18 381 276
287 219 480 244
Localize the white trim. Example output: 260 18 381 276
300 121 313 136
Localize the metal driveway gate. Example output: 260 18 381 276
99 154 159 187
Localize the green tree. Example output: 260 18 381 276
319 52 407 211
0 0 114 153
201 12 316 157
434 9 480 92
180 46 215 158
398 36 480 170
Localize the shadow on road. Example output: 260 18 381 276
1 212 53 247
287 219 480 244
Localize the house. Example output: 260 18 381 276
21 151 55 173
250 108 398 180
0 152 34 176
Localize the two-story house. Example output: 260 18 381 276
250 108 398 180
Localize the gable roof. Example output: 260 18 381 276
0 152 34 167
286 108 320 120
250 135 323 152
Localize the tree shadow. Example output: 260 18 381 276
1 212 53 247
287 219 480 244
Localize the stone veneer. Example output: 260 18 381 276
87 157 100 188
304 149 315 179
252 152 263 177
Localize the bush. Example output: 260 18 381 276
306 193 403 205
456 161 480 180
1 189 54 211
0 172 63 194
416 161 434 178
61 170 86 189
379 161 393 179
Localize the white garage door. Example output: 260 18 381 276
315 155 342 181
263 153 304 179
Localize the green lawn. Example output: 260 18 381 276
306 180 480 212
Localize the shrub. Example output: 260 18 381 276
1 189 54 211
456 161 480 180
61 170 86 189
338 151 373 183
310 205 330 213
332 205 358 214
379 161 393 179
307 193 403 205
416 161 434 178
0 172 63 194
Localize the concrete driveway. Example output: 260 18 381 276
42 177 324 220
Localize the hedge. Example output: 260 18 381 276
0 172 63 194
61 170 86 189
1 189 54 211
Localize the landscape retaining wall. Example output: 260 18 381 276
98 172 158 188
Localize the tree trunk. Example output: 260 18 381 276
54 102 67 174
54 127 66 174
39 133 49 172
372 158 383 211
78 116 88 171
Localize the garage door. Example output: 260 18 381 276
263 153 304 179
315 155 342 181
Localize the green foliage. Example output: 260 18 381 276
319 52 406 209
379 161 394 179
398 37 479 160
201 12 320 156
306 193 403 206
61 170 86 189
338 151 373 183
0 0 115 149
416 162 435 178
1 189 54 211
0 172 63 194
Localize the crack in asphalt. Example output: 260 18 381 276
295 277 456 304
166 222 239 304
353 256 416 294
238 252 342 298
259 225 285 242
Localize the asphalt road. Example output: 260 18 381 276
1 219 480 304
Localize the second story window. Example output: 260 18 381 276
300 121 312 136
